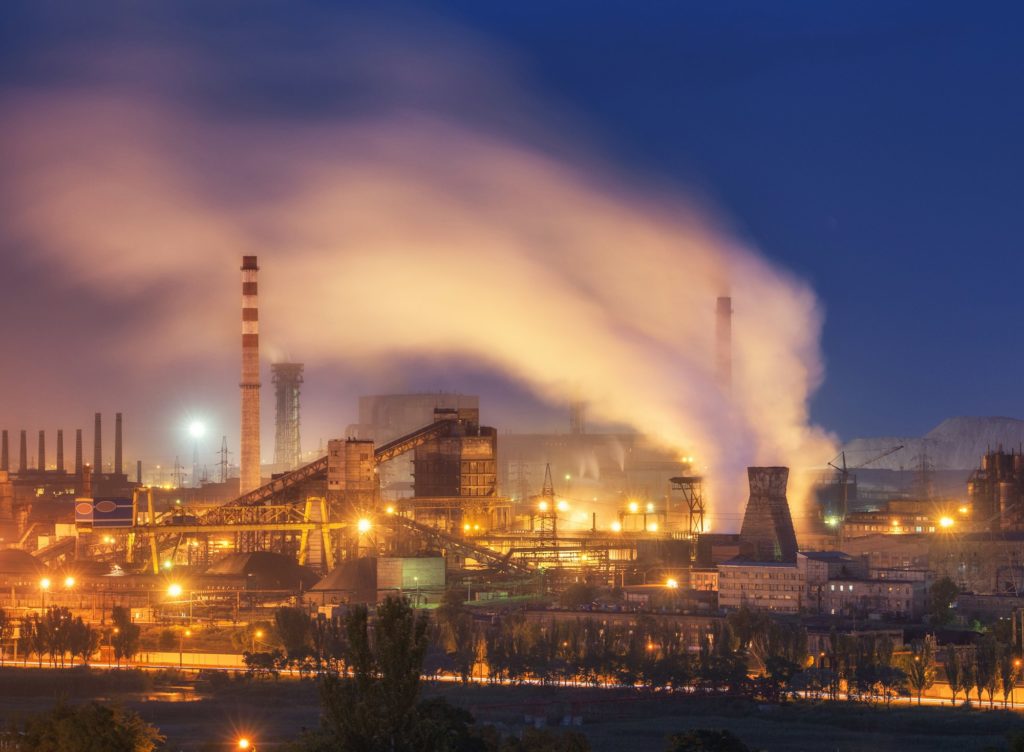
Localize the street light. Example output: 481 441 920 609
666 578 679 589
179 628 191 668
237 739 252 750
357 518 371 534
252 629 263 653
64 575 75 589
167 583 183 598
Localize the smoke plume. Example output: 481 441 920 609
0 7 835 528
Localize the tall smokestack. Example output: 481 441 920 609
137 459 142 485
715 296 732 392
114 412 123 476
56 430 64 472
93 412 102 475
240 255 261 494
75 429 83 475
1 430 7 471
19 431 27 474
38 430 45 471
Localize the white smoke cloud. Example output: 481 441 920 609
0 17 835 529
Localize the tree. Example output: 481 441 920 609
503 728 591 752
903 638 936 705
558 583 596 610
928 577 959 625
999 647 1021 708
308 596 430 751
68 617 100 666
274 606 312 660
111 606 140 666
976 635 1000 708
436 589 478 683
945 645 964 706
0 609 13 666
10 700 163 752
665 729 751 752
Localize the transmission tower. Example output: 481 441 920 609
218 436 231 483
536 464 558 546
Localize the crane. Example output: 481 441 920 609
827 445 904 531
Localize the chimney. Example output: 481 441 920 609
56 430 64 473
114 412 123 476
75 429 83 475
82 465 92 499
1 430 7 471
136 459 142 485
38 430 45 471
94 412 102 475
19 430 27 473
739 466 798 563
240 255 262 494
716 296 732 392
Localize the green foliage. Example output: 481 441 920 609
558 583 596 610
156 628 176 652
0 608 13 666
901 637 936 705
928 577 959 625
9 700 163 752
111 606 141 666
665 729 751 752
275 606 312 659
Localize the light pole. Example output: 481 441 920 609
252 629 263 653
178 628 191 668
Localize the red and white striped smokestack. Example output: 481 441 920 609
715 296 732 393
240 256 261 493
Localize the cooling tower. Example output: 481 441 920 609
739 466 798 563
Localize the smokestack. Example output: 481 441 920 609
93 412 102 475
75 429 83 475
1 430 7 472
82 465 92 499
56 430 64 473
240 255 261 494
716 296 732 392
38 430 45 471
19 430 27 474
136 459 142 485
114 412 123 476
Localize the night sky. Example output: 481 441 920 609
1 1 1023 467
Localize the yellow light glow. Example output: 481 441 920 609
628 501 639 514
167 583 183 598
958 506 969 515
646 502 654 513
39 577 50 590
63 576 75 588
891 519 900 528
162 560 173 570
255 630 263 639
556 499 569 512
538 500 549 512
648 522 659 532
385 505 395 515
666 578 679 589
463 523 471 532
238 740 251 750
473 524 480 531
939 516 955 528
357 518 371 533
610 521 622 533
184 629 191 637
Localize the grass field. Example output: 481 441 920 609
0 668 1021 751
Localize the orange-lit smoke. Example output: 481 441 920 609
1 81 834 531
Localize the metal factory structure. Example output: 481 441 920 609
968 448 1024 531
272 362 304 472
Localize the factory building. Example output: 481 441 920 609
968 448 1024 531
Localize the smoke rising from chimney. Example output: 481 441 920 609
0 15 835 525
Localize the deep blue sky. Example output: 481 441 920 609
425 1 1024 439
2 1 1023 457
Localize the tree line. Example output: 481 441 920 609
0 605 141 668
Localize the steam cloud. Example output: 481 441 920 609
0 9 835 529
